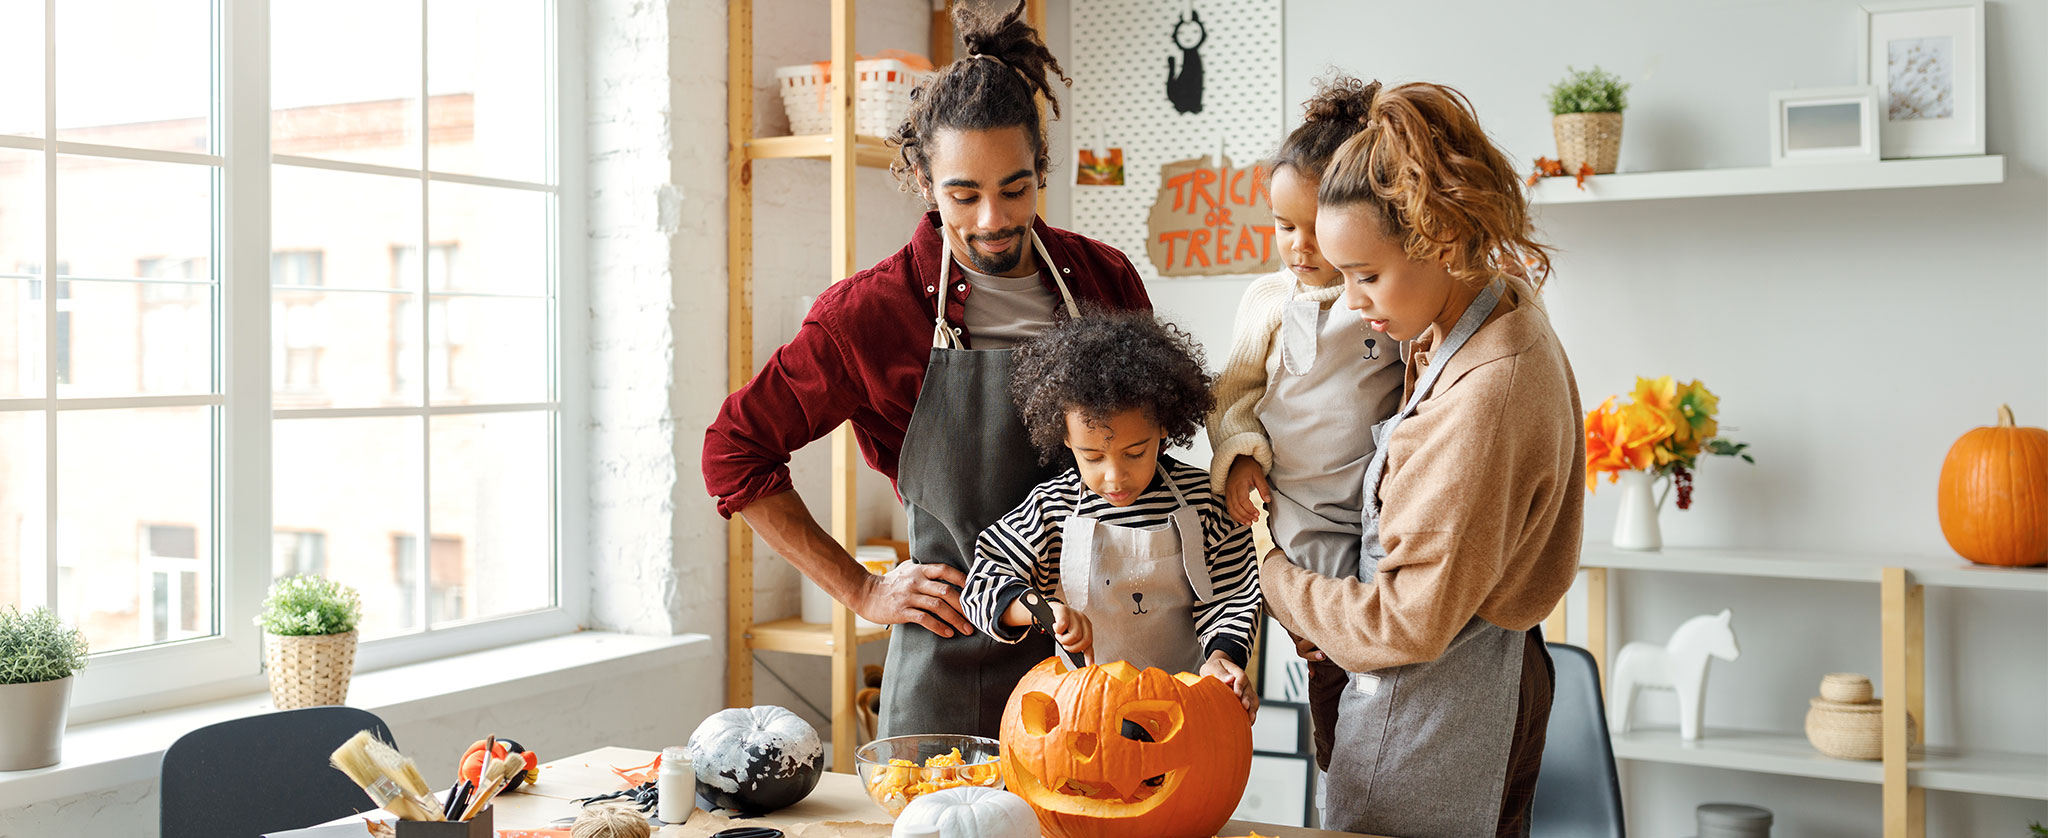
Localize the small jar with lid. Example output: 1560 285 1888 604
1697 802 1772 838
657 745 697 824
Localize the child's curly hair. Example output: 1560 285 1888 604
1010 309 1215 465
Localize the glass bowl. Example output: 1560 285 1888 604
854 733 1004 816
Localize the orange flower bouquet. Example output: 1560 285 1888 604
1585 376 1753 510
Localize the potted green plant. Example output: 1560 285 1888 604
1548 65 1631 175
0 606 90 770
257 575 362 709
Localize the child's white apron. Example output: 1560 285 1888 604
1054 467 1213 675
1255 281 1403 580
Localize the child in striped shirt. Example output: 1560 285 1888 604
963 310 1260 714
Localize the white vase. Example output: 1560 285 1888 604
1612 470 1662 552
0 676 73 770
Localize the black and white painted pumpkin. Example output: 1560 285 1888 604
686 705 824 814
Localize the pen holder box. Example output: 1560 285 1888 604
394 806 492 838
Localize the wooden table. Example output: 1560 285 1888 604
323 746 1380 837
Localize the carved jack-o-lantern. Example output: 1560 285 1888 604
998 657 1252 838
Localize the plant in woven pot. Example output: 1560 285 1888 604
1548 65 1630 175
257 575 362 709
0 606 90 770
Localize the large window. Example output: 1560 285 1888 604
0 0 574 712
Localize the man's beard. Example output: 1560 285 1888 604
962 226 1030 275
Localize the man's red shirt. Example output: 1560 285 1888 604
703 212 1152 517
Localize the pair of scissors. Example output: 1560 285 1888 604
1018 590 1086 669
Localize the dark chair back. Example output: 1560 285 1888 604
1532 643 1626 838
160 705 396 838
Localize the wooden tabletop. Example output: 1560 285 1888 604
317 746 1379 837
531 747 1377 837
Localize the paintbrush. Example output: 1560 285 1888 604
366 736 434 800
458 749 527 821
479 734 497 788
330 730 444 821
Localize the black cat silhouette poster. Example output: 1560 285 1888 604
1167 9 1207 114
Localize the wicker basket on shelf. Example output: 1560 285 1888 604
1552 111 1624 175
1803 673 1914 760
264 630 357 709
775 58 932 137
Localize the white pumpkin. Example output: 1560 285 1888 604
890 785 1038 838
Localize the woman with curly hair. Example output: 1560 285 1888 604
1261 78 1585 837
962 310 1261 715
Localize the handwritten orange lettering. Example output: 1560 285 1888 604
1186 229 1213 267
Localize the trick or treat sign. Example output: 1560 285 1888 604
1145 153 1276 277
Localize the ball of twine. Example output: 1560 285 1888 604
571 803 652 838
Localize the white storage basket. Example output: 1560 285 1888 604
774 57 931 137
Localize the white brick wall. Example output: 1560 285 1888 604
584 0 731 639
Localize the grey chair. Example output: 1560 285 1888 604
160 706 396 838
1532 642 1625 838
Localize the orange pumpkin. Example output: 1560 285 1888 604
998 657 1252 838
1937 405 2048 567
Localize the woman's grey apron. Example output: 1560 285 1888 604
881 231 1081 740
1055 465 1213 675
1255 281 1404 579
1323 280 1528 838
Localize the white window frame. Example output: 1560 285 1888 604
1 0 588 723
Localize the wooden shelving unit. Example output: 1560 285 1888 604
725 0 890 776
1544 542 2048 838
723 0 1043 775
1528 155 2005 205
745 616 894 656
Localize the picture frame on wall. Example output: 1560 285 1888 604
1769 87 1881 166
1857 0 1985 158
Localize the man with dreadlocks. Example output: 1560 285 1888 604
704 1 1150 738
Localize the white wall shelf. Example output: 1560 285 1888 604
1552 541 2046 836
1612 726 1883 785
1580 543 2048 593
1915 747 2048 800
1528 156 2005 205
1612 726 2048 801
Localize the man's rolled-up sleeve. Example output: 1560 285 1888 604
703 315 867 518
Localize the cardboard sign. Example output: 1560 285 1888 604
1144 153 1276 277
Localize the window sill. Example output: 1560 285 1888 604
0 630 713 811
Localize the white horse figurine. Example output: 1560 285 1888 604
1609 609 1740 741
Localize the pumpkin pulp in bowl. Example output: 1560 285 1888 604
855 734 1003 816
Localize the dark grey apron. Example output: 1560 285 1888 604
1324 280 1528 838
879 231 1082 740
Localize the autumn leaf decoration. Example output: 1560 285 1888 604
1526 156 1595 191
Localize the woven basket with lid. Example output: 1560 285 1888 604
1804 673 1915 760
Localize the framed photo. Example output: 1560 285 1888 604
1857 0 1985 158
1769 87 1880 166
